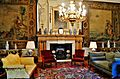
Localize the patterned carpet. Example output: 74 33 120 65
36 62 104 79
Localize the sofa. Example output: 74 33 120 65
89 52 120 78
1 53 36 79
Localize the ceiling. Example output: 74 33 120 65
87 0 120 3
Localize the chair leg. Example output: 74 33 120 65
71 61 75 65
71 61 73 65
82 62 84 67
42 62 45 69
55 62 57 67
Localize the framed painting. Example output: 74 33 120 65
52 7 68 30
89 8 112 41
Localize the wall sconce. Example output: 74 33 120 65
89 42 97 51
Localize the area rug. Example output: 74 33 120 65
37 63 103 79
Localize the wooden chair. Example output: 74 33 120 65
71 50 85 66
41 50 57 68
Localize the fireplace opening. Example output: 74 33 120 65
50 43 72 60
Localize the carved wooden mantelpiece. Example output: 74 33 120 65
37 34 84 55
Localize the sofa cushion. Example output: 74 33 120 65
105 52 114 61
90 52 105 57
91 56 106 61
114 52 120 58
2 54 21 66
93 60 111 71
89 52 106 61
21 57 35 65
114 58 120 62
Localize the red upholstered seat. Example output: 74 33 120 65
71 50 85 66
41 50 57 68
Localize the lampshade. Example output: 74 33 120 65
26 41 35 49
89 42 97 51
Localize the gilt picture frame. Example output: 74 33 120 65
52 7 68 30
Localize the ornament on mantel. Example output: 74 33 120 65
69 29 72 35
44 28 48 34
102 42 104 48
6 41 9 50
38 28 41 34
107 40 110 48
113 41 116 48
15 43 17 49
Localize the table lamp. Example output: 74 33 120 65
26 41 35 56
89 42 97 51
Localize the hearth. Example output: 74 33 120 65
50 44 72 60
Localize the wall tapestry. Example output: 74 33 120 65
0 0 36 41
89 9 112 41
0 0 36 49
0 5 28 40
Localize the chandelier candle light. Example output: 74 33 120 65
59 0 87 26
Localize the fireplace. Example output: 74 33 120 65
46 40 75 62
50 44 72 60
38 35 83 62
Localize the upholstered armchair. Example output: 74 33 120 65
71 50 85 66
41 50 57 68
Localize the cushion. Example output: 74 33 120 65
5 54 21 65
114 58 120 62
93 61 111 71
21 57 35 65
91 56 106 61
106 52 114 61
89 52 105 57
21 49 29 56
75 50 84 57
114 52 120 58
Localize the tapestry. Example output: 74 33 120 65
0 0 36 40
0 5 28 40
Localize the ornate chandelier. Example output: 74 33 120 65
59 0 87 26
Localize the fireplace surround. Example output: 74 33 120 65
37 35 84 62
47 40 75 62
